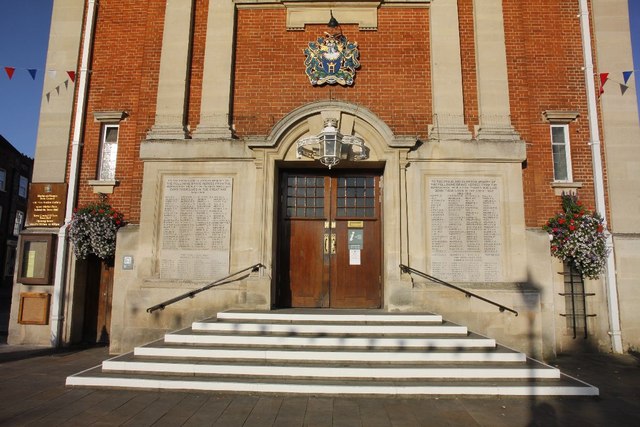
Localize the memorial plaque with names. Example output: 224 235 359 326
26 183 67 227
159 177 232 281
429 178 503 282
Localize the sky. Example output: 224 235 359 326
0 1 639 159
630 1 640 95
0 0 53 158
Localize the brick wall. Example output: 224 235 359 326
74 0 166 223
502 0 604 227
71 2 606 228
232 8 432 138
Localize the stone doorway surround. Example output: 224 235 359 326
247 100 417 310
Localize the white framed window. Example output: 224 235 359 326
0 169 6 191
18 175 28 198
98 124 119 181
551 124 572 182
13 210 24 236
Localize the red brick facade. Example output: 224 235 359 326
73 1 605 228
233 8 431 138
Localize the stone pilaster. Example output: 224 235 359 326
429 0 471 141
192 0 235 139
473 0 518 141
146 0 194 140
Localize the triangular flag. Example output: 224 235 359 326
55 85 60 95
599 73 609 96
620 83 629 96
64 79 69 89
46 93 50 103
4 67 15 79
623 71 633 85
27 69 37 80
47 69 57 79
67 71 76 82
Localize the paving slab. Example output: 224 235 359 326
0 344 639 426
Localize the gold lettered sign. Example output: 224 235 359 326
26 183 68 227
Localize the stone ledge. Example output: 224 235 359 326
408 139 526 162
140 139 254 160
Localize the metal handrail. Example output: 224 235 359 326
399 264 518 316
147 263 265 313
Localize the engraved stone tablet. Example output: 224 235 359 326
429 178 502 282
159 176 232 280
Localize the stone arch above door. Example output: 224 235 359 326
246 100 417 163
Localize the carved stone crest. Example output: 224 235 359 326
304 33 360 86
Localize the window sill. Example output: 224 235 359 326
551 181 582 196
88 179 118 194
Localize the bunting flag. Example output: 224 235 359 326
4 66 15 79
45 78 73 103
597 70 639 97
620 83 629 96
599 73 609 96
0 65 77 81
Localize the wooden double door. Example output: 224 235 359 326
278 170 382 308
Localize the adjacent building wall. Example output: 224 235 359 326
8 0 84 346
593 0 640 352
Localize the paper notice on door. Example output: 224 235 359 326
349 249 361 265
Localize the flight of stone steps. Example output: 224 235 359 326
66 310 599 396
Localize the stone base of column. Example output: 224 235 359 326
146 123 189 140
475 125 521 142
192 124 233 140
428 124 473 141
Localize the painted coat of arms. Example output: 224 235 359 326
304 33 360 86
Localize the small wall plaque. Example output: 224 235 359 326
26 183 67 227
18 292 50 325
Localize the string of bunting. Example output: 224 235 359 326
599 70 636 96
2 65 76 103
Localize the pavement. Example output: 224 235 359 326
0 341 639 426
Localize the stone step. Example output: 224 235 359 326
65 310 599 397
216 310 443 323
66 368 599 397
134 343 526 363
191 320 466 335
102 355 559 380
164 330 494 349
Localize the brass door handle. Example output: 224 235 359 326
331 233 336 254
324 234 330 254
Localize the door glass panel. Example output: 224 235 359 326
336 176 376 218
285 175 325 218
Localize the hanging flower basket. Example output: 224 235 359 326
68 202 125 260
543 194 608 280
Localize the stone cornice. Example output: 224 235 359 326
235 2 431 30
542 110 580 124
